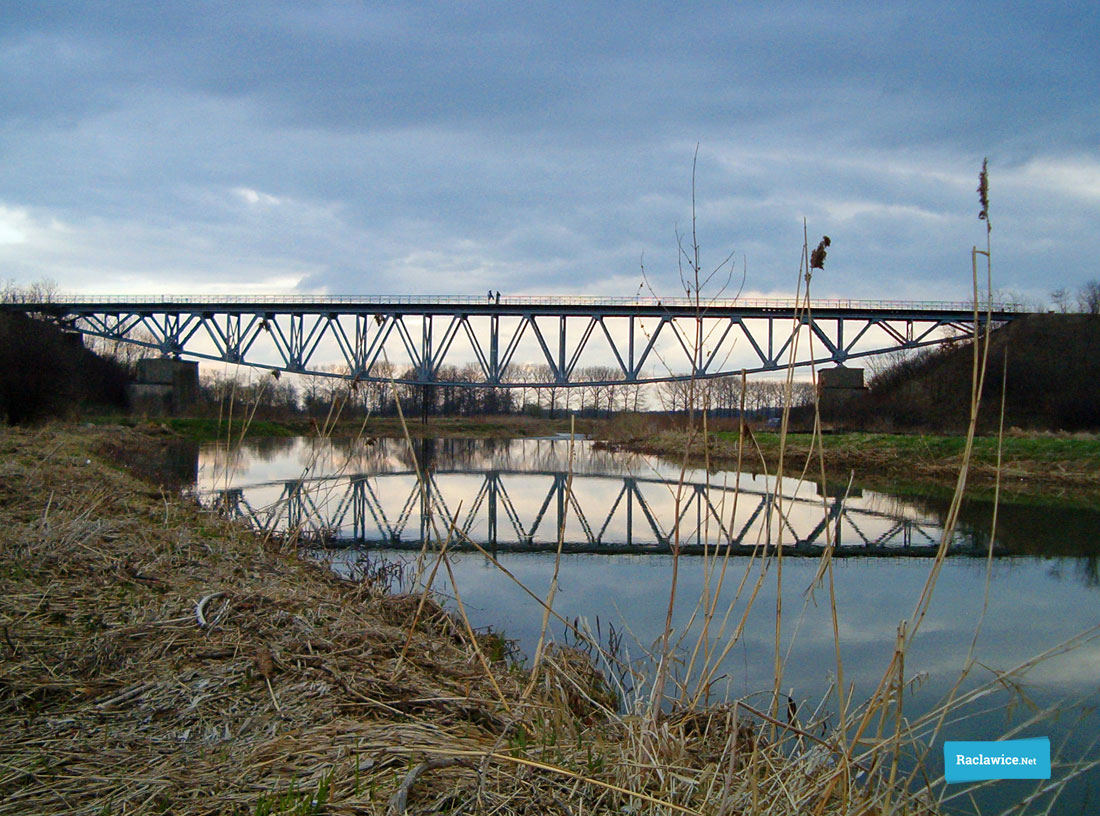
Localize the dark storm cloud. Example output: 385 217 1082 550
8 2 1096 143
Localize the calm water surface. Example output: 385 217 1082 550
199 436 1100 815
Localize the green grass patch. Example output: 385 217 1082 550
84 413 595 441
721 431 1100 464
162 417 301 440
82 415 301 441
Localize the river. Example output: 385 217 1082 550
197 435 1100 815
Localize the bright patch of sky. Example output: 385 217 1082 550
1 1 1097 306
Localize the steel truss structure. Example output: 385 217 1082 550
10 295 1025 388
213 467 991 557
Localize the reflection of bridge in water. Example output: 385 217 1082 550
211 468 992 557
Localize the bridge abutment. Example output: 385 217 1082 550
818 366 866 422
128 358 199 415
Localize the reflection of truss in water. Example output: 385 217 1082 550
211 469 993 558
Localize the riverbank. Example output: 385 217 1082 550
596 422 1100 498
0 423 939 815
84 413 599 442
86 411 1100 503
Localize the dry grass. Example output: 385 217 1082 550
0 423 955 815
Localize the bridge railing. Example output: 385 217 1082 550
28 293 1027 312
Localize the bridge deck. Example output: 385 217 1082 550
7 294 1024 320
6 294 1028 386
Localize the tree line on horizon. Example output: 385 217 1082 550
191 363 814 422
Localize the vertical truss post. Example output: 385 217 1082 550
490 314 499 382
558 316 567 383
420 316 433 423
421 316 433 381
353 316 368 376
628 317 636 380
289 314 304 370
161 313 176 357
226 314 242 362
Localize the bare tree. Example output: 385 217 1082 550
867 348 919 388
503 362 536 412
710 375 742 415
623 381 647 413
589 366 621 416
457 364 484 414
1078 279 1100 314
532 364 563 417
790 381 817 408
82 327 159 375
1 278 58 305
298 371 329 416
656 377 690 413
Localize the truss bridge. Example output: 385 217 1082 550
6 294 1025 388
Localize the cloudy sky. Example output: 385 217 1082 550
2 1 1097 305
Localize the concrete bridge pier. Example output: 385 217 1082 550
818 365 866 421
128 358 199 415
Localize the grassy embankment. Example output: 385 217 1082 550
83 413 598 443
2 423 950 815
598 418 1100 497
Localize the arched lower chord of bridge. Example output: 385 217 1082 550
8 295 1025 388
211 468 992 558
